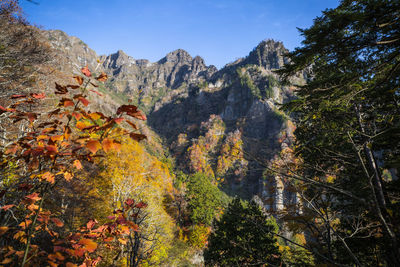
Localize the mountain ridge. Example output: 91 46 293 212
43 28 302 204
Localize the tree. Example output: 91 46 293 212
186 172 228 226
204 197 281 266
278 0 400 265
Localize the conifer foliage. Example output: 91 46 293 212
204 197 281 266
278 0 400 265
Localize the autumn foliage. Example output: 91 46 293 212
0 64 148 266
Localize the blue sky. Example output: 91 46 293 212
22 0 340 69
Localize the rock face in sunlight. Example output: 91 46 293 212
43 29 304 206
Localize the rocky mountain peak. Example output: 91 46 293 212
244 39 289 69
159 49 192 64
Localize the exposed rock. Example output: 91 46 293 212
42 29 304 200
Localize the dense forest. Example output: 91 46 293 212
0 0 399 266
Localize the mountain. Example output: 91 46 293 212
43 29 305 206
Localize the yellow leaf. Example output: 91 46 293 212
118 238 127 245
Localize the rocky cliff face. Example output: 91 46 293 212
43 30 303 207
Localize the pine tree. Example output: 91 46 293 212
278 0 400 265
204 197 281 266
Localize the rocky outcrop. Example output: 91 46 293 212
42 29 303 200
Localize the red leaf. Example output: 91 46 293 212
117 105 138 115
11 94 26 99
31 93 46 99
78 97 89 106
89 89 103 96
18 184 33 191
1 204 14 211
86 219 97 230
135 202 148 209
81 65 91 77
46 145 58 154
72 112 82 120
27 113 37 123
125 199 135 207
0 105 7 112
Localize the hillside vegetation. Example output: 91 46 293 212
1 0 400 266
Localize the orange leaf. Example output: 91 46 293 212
66 263 78 267
25 193 41 203
86 140 101 154
64 126 71 140
50 135 64 142
76 121 87 130
95 72 108 82
73 160 83 170
1 258 12 264
102 139 113 153
42 172 55 184
79 238 97 252
114 117 124 124
74 76 84 85
64 100 75 107
89 112 102 120
64 172 73 181
51 218 64 227
19 220 32 229
27 204 39 211
0 226 9 236
113 141 122 151
81 65 91 77
47 260 58 267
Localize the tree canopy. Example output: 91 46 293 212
204 197 281 266
278 0 400 265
